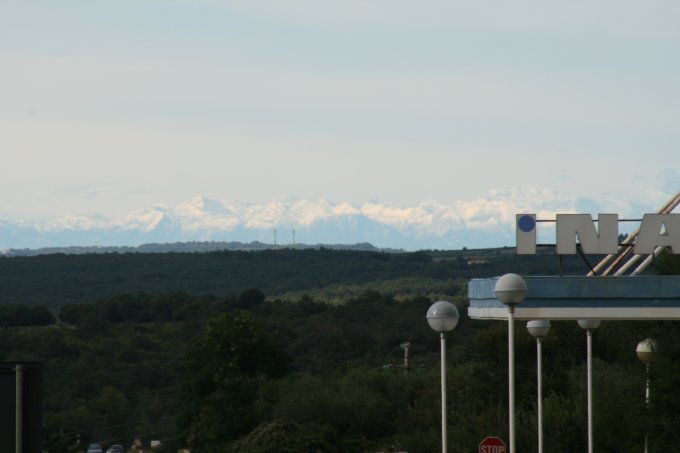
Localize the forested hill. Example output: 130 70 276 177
2 247 597 310
0 250 677 452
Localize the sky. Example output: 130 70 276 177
2 0 680 221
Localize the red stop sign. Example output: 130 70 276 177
479 436 507 453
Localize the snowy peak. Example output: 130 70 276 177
0 188 665 250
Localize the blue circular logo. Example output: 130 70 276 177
517 215 536 233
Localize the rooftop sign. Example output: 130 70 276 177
516 213 680 255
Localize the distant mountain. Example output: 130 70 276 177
2 241 393 257
0 191 639 251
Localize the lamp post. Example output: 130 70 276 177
527 320 551 453
427 300 460 453
495 273 528 453
578 319 601 453
636 338 657 453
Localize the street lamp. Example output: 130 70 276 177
427 300 460 453
578 319 601 453
527 320 551 453
636 338 658 453
495 273 528 453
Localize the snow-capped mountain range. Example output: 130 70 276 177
0 188 664 251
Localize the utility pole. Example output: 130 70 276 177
400 342 411 375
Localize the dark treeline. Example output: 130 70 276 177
0 303 55 327
0 247 593 311
0 251 678 452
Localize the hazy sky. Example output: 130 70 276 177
2 0 679 220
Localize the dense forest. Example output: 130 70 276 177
0 248 679 452
0 247 596 311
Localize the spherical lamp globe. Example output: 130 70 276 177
527 320 551 338
426 301 460 333
577 319 601 331
636 338 658 364
495 273 528 306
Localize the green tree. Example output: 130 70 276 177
655 250 680 275
231 420 337 453
236 288 266 309
176 311 289 451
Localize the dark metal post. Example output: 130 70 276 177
16 364 23 453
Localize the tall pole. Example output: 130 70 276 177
645 363 650 405
427 301 459 453
537 337 544 453
578 319 600 453
441 332 447 453
586 329 594 453
402 342 410 376
644 362 650 453
527 319 550 453
508 306 516 453
495 274 527 453
636 338 657 453
15 364 23 453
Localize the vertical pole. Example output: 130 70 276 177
644 430 648 453
537 337 544 453
645 362 650 405
644 362 650 453
404 343 409 376
16 364 23 453
441 332 447 453
587 330 594 453
508 307 516 453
